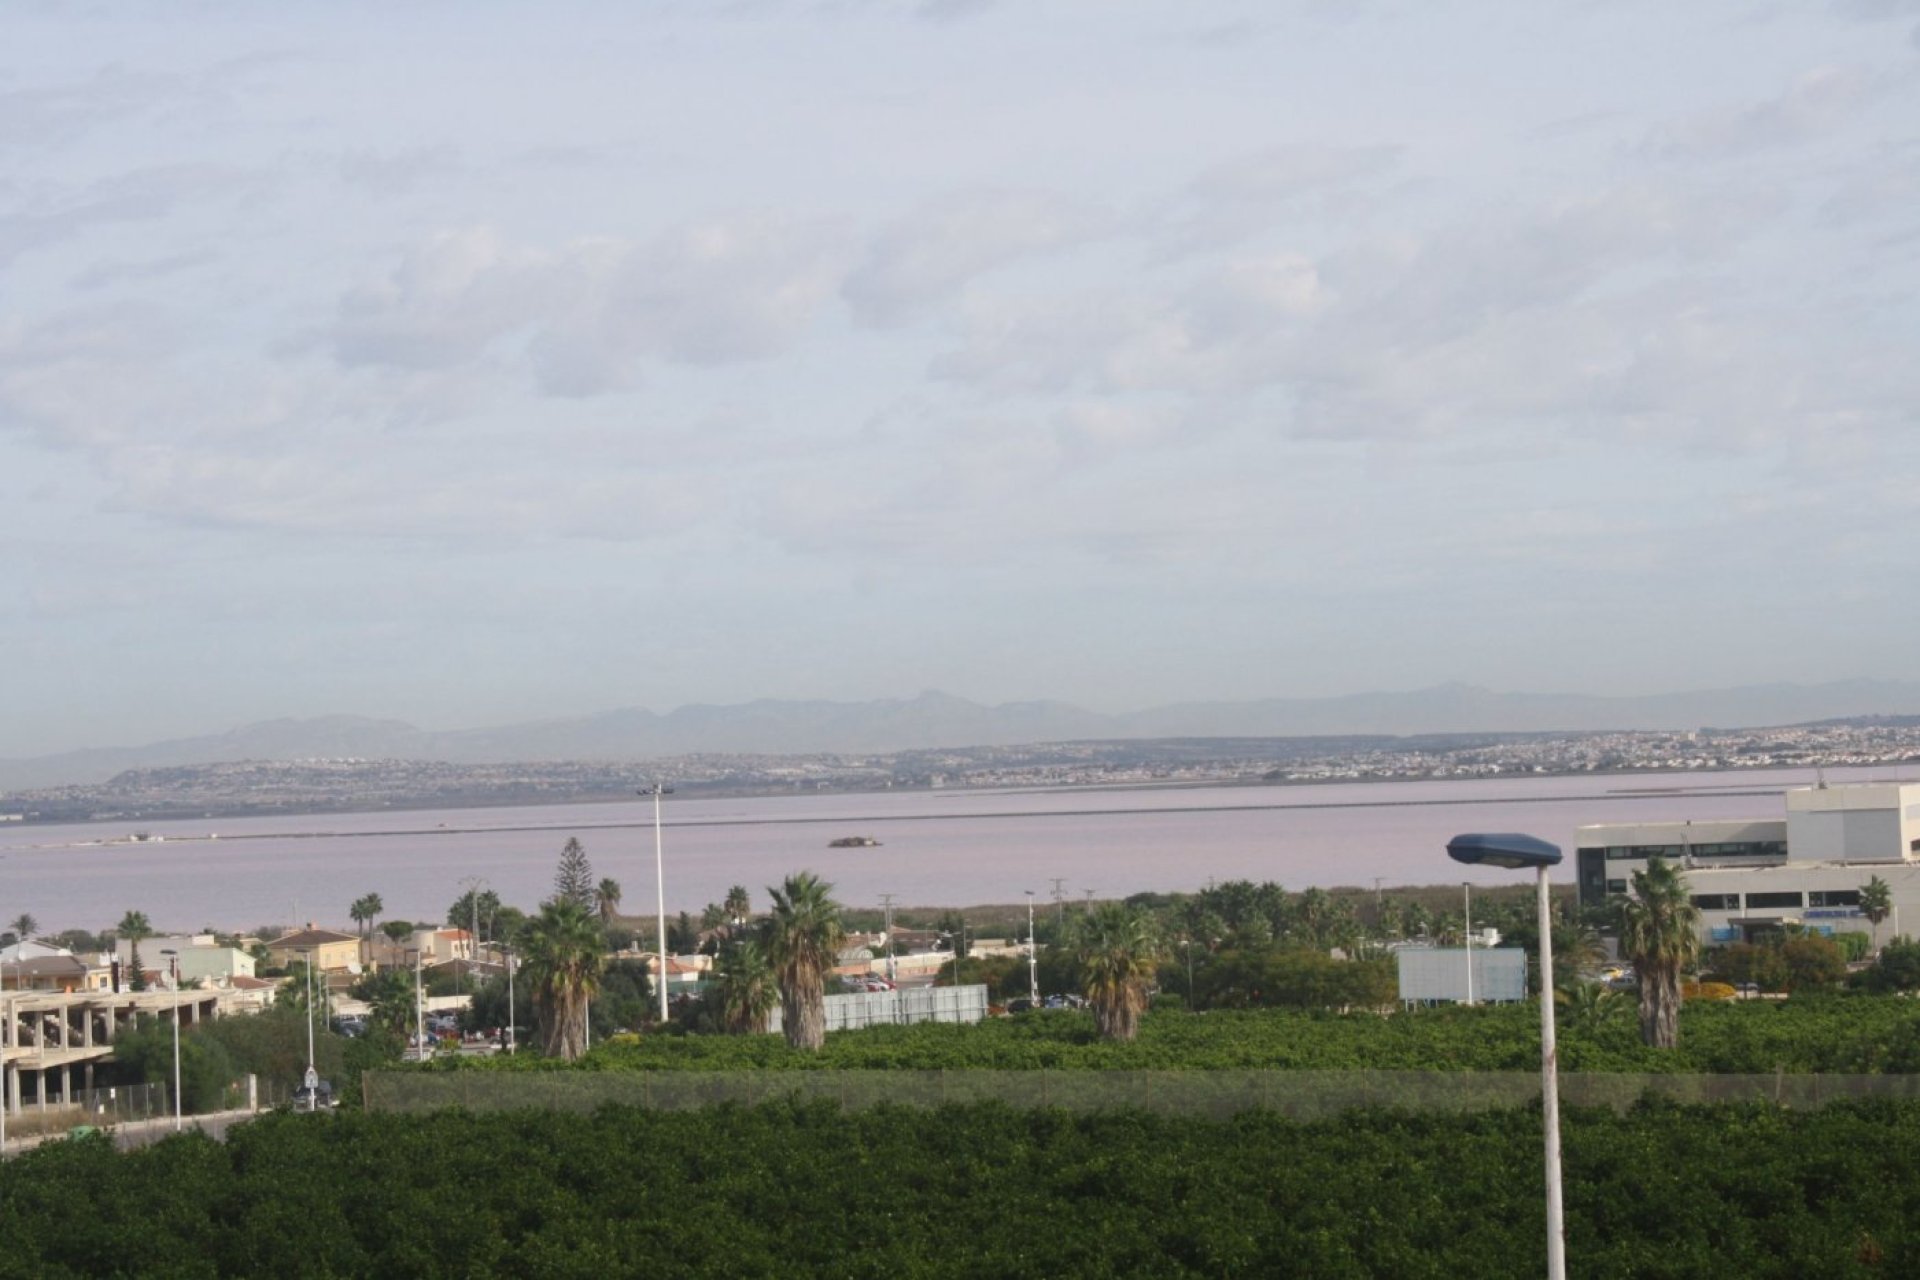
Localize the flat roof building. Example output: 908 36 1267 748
1578 782 1920 944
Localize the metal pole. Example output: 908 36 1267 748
169 956 182 1130
506 944 516 1055
1538 865 1566 1280
1463 882 1474 1007
414 946 424 1061
304 948 315 1076
647 784 671 1024
1026 891 1038 1004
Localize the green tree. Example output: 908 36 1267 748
519 900 605 1060
9 912 37 941
1073 902 1165 1042
446 889 502 937
351 967 418 1036
1779 934 1847 993
765 872 845 1052
380 919 414 946
348 893 383 946
1617 857 1701 1050
552 838 596 912
113 1016 236 1114
596 878 622 928
1860 875 1893 953
724 884 751 924
117 910 154 991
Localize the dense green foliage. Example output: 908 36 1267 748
424 997 1920 1075
8 1098 1920 1277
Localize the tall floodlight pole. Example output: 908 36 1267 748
161 950 182 1130
414 945 425 1061
1025 890 1039 1003
505 942 516 1055
303 947 315 1076
1463 882 1474 1006
642 784 674 1024
1448 833 1566 1280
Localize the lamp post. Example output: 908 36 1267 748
1448 832 1565 1280
413 945 425 1062
641 784 674 1024
1463 882 1474 1006
504 942 516 1055
160 949 182 1130
1025 890 1039 1004
303 946 316 1079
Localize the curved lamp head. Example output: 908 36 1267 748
1447 833 1563 870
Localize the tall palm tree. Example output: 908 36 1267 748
1860 875 1893 953
519 900 606 1060
349 893 383 946
1617 857 1701 1050
764 872 845 1052
8 912 37 942
724 884 751 925
1073 902 1164 1042
713 937 778 1034
596 878 622 929
117 910 154 991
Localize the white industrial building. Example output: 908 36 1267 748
1577 782 1920 945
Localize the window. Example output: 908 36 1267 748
1745 891 1803 910
1690 893 1739 911
1809 890 1860 908
1606 879 1627 895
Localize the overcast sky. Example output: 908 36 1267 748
4 1 1918 757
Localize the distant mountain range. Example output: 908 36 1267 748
6 680 1919 792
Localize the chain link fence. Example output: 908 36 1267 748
363 1069 1920 1119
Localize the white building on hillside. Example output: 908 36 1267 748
1577 782 1920 944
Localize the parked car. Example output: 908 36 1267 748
292 1080 338 1111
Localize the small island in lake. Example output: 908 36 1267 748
828 835 882 848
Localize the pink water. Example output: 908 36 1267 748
1 766 1896 935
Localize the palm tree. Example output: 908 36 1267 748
1073 902 1165 1042
518 900 606 1061
117 910 154 991
349 893 383 947
764 872 846 1052
713 937 778 1034
8 912 37 942
724 884 751 925
596 878 622 929
1617 857 1701 1050
1860 875 1893 953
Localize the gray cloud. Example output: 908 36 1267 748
1647 64 1880 160
843 188 1110 326
332 216 851 394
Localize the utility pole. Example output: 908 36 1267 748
641 783 674 1024
1050 879 1066 934
1025 890 1038 1003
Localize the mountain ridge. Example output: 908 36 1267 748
6 680 1919 792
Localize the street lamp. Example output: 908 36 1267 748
1447 832 1566 1280
1025 890 1039 1004
1463 882 1474 1007
504 942 516 1055
160 949 182 1130
641 783 674 1024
